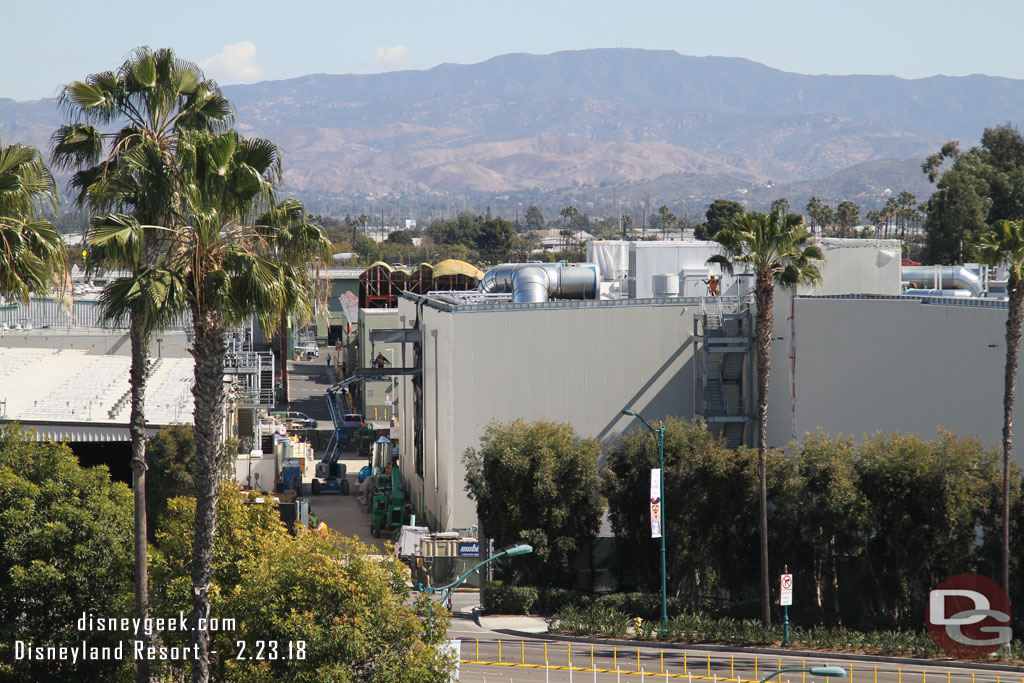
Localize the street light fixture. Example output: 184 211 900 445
759 666 846 683
621 408 668 629
420 543 534 608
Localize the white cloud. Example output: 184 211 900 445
200 42 265 83
368 45 414 69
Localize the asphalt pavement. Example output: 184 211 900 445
283 350 389 552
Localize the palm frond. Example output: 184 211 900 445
97 267 186 332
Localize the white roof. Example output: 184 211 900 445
0 348 194 427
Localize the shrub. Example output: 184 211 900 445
483 581 539 615
537 587 589 614
548 604 632 637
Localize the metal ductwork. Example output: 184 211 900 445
479 263 599 303
907 288 974 298
902 266 983 297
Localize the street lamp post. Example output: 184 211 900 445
420 543 534 609
759 666 846 683
621 408 668 629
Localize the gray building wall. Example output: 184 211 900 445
781 295 1014 452
396 296 703 530
390 240 1010 533
357 308 401 421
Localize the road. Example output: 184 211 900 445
283 350 391 552
450 635 1022 683
445 592 1021 683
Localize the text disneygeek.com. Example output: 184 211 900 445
13 611 238 663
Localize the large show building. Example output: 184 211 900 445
383 239 1018 531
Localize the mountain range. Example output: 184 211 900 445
3 48 1024 215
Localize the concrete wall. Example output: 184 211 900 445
778 296 1016 456
397 296 703 530
357 308 400 421
0 329 190 358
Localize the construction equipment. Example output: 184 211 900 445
312 453 349 495
323 375 368 462
369 465 409 537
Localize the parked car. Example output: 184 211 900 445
342 413 364 429
296 343 319 360
272 411 318 430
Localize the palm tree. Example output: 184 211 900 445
0 138 67 301
978 219 1024 612
172 128 330 682
560 205 579 250
51 47 230 683
707 210 824 627
659 205 677 240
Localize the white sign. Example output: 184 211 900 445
780 573 793 606
442 639 460 682
650 468 662 539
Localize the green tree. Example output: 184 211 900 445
559 206 580 250
704 199 744 240
525 204 545 231
0 137 67 302
388 229 414 245
658 205 677 239
805 196 823 232
603 418 757 596
145 424 196 539
708 211 823 627
463 419 603 588
156 127 330 681
836 200 860 237
978 219 1024 606
476 217 515 262
774 434 864 625
855 431 998 627
0 425 134 682
52 47 231 683
920 125 1024 263
150 484 453 682
770 198 790 218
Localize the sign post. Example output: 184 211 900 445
780 571 793 646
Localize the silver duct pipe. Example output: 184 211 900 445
902 265 983 297
479 263 599 303
906 288 974 298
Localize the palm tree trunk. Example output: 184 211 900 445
190 310 226 683
1001 273 1022 603
129 318 151 683
754 274 774 628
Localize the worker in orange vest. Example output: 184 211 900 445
703 275 721 296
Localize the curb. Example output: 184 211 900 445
488 629 1024 674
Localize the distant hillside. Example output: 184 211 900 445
2 48 1021 213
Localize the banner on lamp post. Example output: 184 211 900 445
650 468 662 538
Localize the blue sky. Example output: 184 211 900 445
4 0 1019 101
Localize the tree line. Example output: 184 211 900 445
0 425 452 682
466 418 1022 632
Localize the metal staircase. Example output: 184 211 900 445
694 297 752 449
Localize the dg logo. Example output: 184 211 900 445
927 573 1012 658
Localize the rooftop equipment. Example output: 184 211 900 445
902 265 983 297
478 262 600 303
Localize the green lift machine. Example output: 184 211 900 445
369 465 409 537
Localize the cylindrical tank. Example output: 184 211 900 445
652 273 680 297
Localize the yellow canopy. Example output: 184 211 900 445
432 259 484 281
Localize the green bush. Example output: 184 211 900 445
547 605 632 638
483 581 538 615
537 587 589 614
